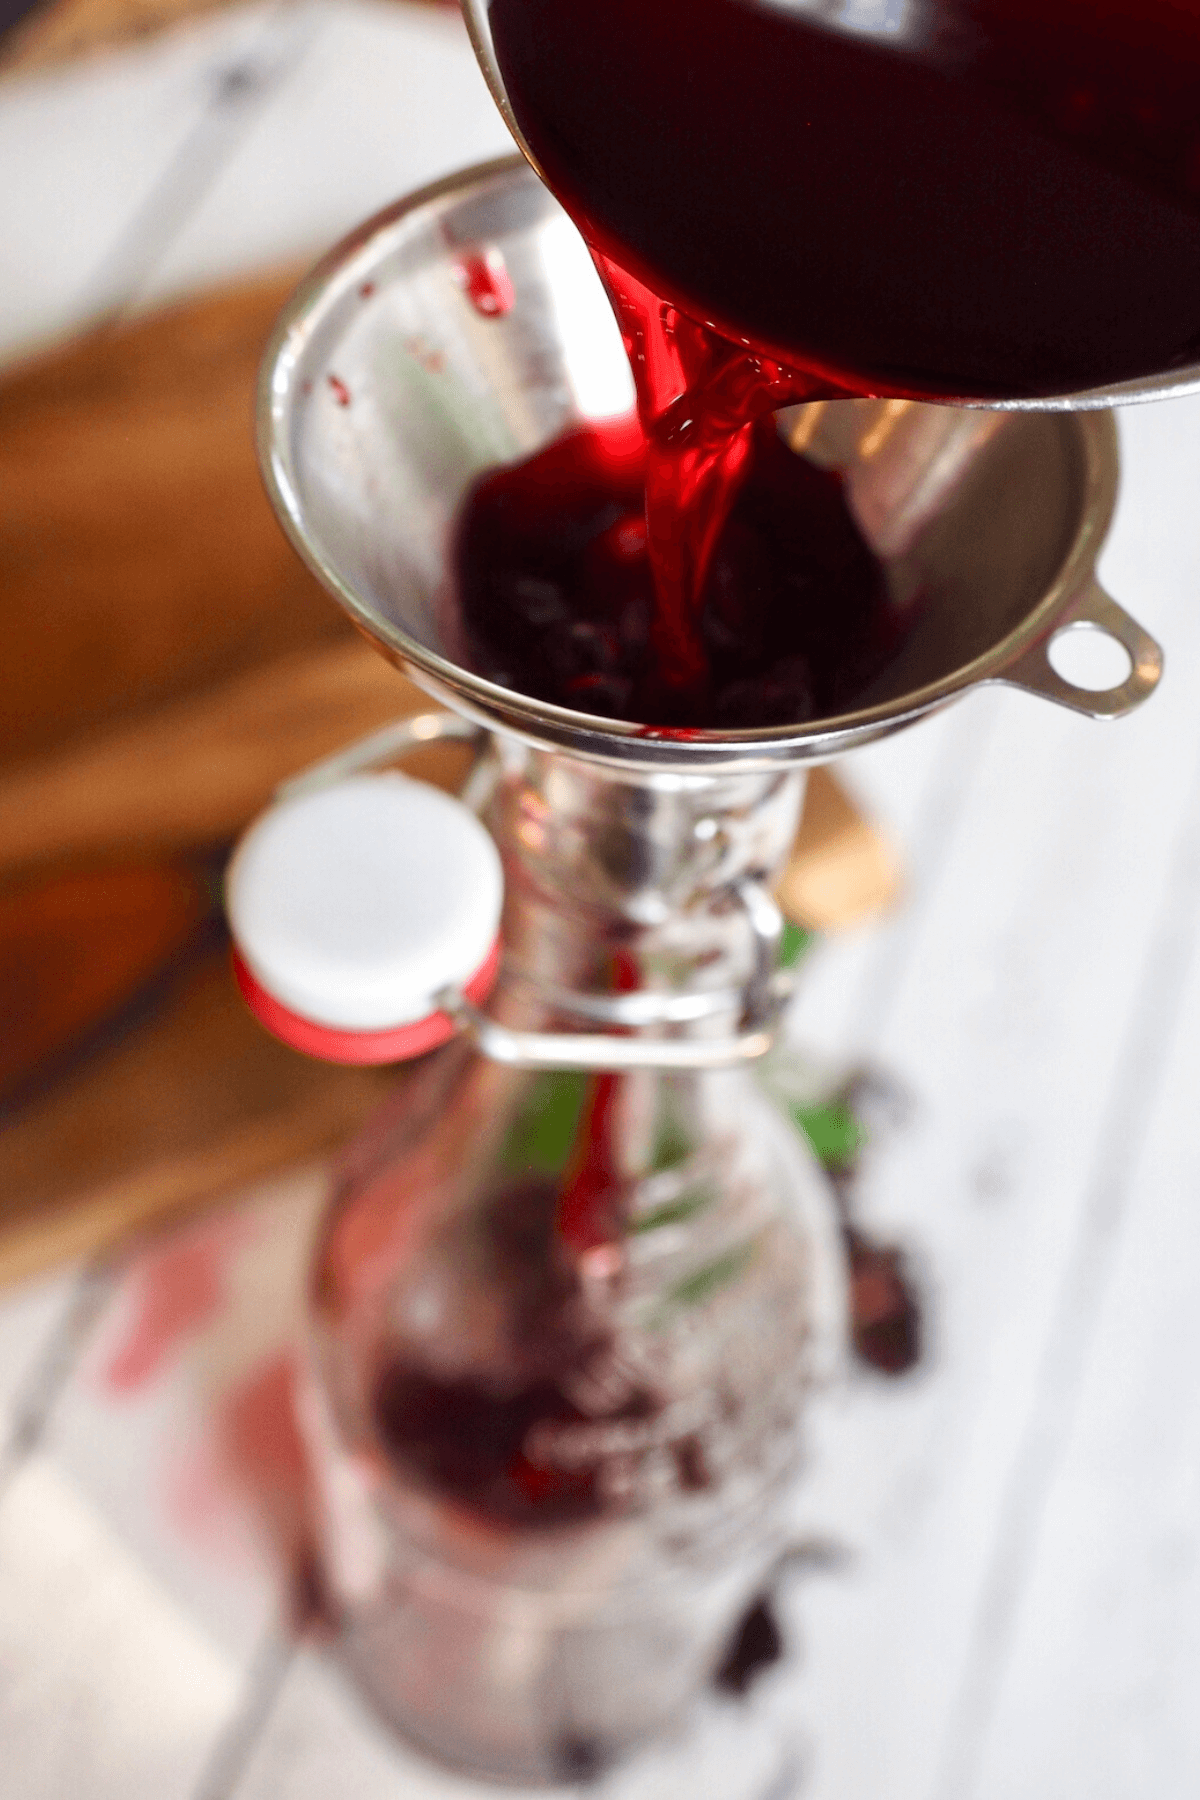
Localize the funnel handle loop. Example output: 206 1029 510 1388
275 711 487 802
995 581 1163 719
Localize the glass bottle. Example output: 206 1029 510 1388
300 744 843 1784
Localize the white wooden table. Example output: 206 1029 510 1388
3 8 1200 1795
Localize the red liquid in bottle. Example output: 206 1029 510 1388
376 1057 656 1529
374 1169 622 1528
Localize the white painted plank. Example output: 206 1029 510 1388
230 1645 540 1800
788 696 995 1066
0 1269 81 1430
969 809 1200 1800
0 1452 238 1800
45 1166 327 1666
76 0 331 321
0 2 295 362
785 394 1200 1800
137 0 514 309
229 1642 804 1800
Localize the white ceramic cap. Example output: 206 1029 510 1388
226 774 504 1031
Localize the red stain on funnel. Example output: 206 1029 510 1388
455 249 515 318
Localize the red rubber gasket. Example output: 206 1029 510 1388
232 937 501 1065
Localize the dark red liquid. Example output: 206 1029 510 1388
375 1355 614 1525
374 1061 718 1528
375 1153 654 1528
489 0 1200 402
454 413 900 727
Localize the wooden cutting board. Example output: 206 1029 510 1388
0 269 354 768
0 268 900 1289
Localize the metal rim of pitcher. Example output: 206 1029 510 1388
257 156 1161 777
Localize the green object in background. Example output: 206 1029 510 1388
650 1084 694 1173
631 1188 714 1235
768 923 869 1172
778 920 814 969
499 1070 589 1175
664 1241 754 1311
496 922 836 1186
790 1098 867 1172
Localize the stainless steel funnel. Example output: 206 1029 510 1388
258 157 1161 773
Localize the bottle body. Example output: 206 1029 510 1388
303 748 843 1782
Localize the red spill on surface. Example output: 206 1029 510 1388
96 1211 321 1611
327 373 352 406
104 1236 231 1392
163 1435 261 1573
224 1352 309 1510
220 1351 321 1619
358 280 376 298
455 249 515 318
161 1349 320 1609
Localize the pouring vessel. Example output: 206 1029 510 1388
460 0 1200 414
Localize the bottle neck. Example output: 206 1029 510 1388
482 745 805 1032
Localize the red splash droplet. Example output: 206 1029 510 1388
456 249 515 319
327 373 352 407
358 280 376 299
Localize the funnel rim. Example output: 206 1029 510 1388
258 159 1123 772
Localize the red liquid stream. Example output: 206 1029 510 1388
593 256 821 697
